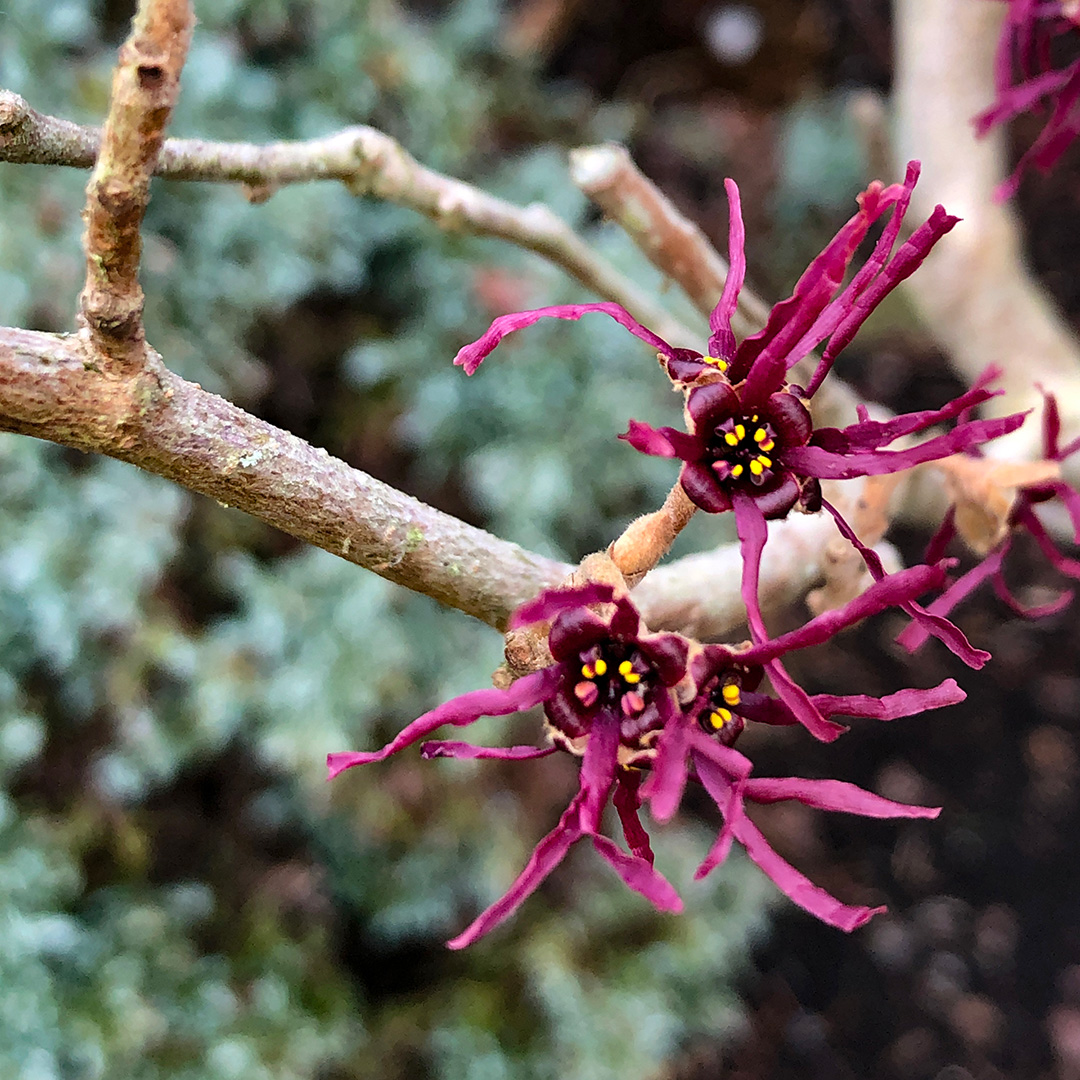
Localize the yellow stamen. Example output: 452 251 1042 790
751 414 758 422
593 658 607 676
618 660 632 675
722 684 741 706
749 459 764 476
731 464 744 478
709 707 733 730
724 432 739 447
760 439 775 452
757 455 772 468
705 356 729 371
754 428 767 443
581 664 594 679
734 424 746 440
623 671 641 684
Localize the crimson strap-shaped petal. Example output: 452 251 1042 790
619 419 703 461
743 776 940 819
786 411 1028 480
326 667 561 778
732 491 846 742
446 715 620 949
639 691 693 823
421 741 559 760
509 583 615 629
810 369 1003 454
729 560 948 667
692 752 744 879
446 792 586 949
896 548 1008 655
613 770 654 864
707 177 747 361
732 814 886 932
590 834 684 912
810 678 965 720
453 302 676 375
821 498 991 669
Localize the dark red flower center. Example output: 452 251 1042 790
706 413 778 488
697 673 747 747
572 642 655 717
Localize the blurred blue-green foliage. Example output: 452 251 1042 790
0 0 771 1075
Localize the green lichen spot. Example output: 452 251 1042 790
404 526 425 551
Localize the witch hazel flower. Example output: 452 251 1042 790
898 389 1080 653
329 583 688 949
330 566 962 944
975 0 1080 199
454 163 1026 685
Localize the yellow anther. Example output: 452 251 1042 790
724 432 739 447
722 683 741 706
705 356 729 371
751 414 759 422
731 464 744 478
749 459 764 476
581 664 594 679
624 671 641 685
593 658 607 676
760 439 775 452
754 428 767 443
757 455 772 468
709 708 733 730
618 660 633 676
735 424 746 440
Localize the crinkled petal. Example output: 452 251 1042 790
446 793 585 949
327 667 561 778
707 177 747 361
809 206 960 392
732 814 886 932
1045 480 1080 542
732 561 948 667
810 678 966 720
637 631 692 686
686 380 742 430
548 608 611 660
821 498 990 668
692 751 744 879
620 419 703 461
896 548 1006 655
787 412 1028 480
992 568 1073 618
1017 502 1080 579
729 177 906 390
577 715 620 833
639 691 692 822
454 302 676 375
590 834 684 912
811 371 1002 453
733 492 846 741
743 776 940 819
421 741 558 760
925 504 958 566
613 770 654 864
510 583 615 629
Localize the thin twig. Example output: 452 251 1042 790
78 0 193 367
0 89 694 351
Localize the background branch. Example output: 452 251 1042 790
893 0 1080 478
0 89 694 351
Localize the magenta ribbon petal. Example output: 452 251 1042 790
327 667 560 778
421 741 559 760
743 776 940 819
732 814 886 932
453 302 676 375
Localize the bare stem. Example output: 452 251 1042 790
78 0 193 368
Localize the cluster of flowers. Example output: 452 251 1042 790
330 162 1060 949
978 0 1080 198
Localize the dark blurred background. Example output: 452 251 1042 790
1 1 1078 1077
